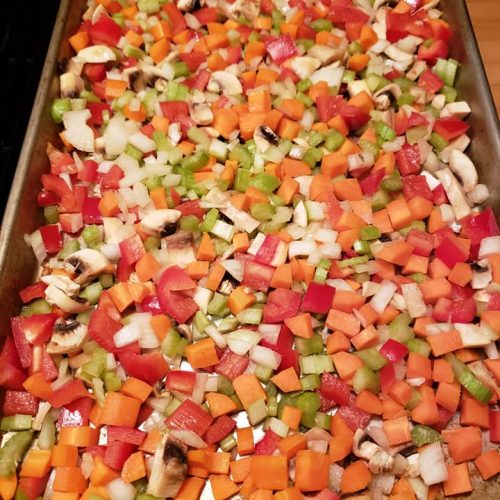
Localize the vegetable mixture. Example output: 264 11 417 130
1 0 499 498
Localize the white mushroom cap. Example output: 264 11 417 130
449 149 478 193
207 71 243 95
77 45 117 64
141 209 182 236
44 284 90 313
65 249 112 285
46 321 88 354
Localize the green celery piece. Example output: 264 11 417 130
338 255 369 268
181 151 209 172
79 282 103 306
406 388 422 410
303 148 323 168
352 366 380 394
161 329 186 357
0 415 32 432
371 190 391 211
57 239 80 259
81 225 102 249
38 414 56 450
315 412 331 430
411 425 441 446
249 173 281 194
324 130 345 151
208 293 230 317
313 266 328 283
218 375 235 396
381 170 402 192
429 132 449 152
294 392 321 428
0 431 33 477
103 371 122 392
234 168 251 192
152 130 171 151
125 143 143 162
310 18 333 32
295 334 324 356
179 215 199 232
82 348 107 379
51 98 71 123
255 365 273 383
389 313 415 344
300 374 321 391
20 299 52 317
407 338 431 358
250 203 275 221
360 225 381 241
353 240 371 256
267 396 278 417
236 307 263 325
355 347 387 370
220 434 237 451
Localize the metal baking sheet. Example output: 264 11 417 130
0 0 498 497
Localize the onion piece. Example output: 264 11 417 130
249 345 282 370
226 329 262 355
418 442 448 485
370 280 397 313
107 478 136 500
169 429 207 449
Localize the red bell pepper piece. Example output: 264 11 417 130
402 175 433 201
393 108 409 136
277 348 300 374
359 168 385 196
432 184 449 205
89 15 122 46
254 429 281 455
119 351 169 386
166 370 197 395
329 2 369 25
193 7 217 25
435 235 469 268
406 228 433 257
487 293 500 311
183 69 211 91
57 397 94 427
46 145 76 175
301 282 336 314
3 391 39 416
179 52 207 72
204 415 236 444
82 62 107 83
165 399 213 436
37 190 59 208
379 363 396 394
215 348 250 381
107 426 147 446
162 2 187 35
255 235 280 266
140 295 162 315
242 260 275 292
461 207 500 252
158 265 196 292
176 199 205 220
433 117 469 141
19 282 47 304
59 213 84 234
316 95 344 124
0 337 26 390
489 410 500 443
418 39 448 66
39 225 63 254
99 164 124 189
264 34 297 64
77 159 99 183
407 112 429 128
279 67 300 84
10 317 33 369
263 289 302 323
87 102 112 126
158 289 199 324
160 101 190 123
432 405 455 432
320 373 350 406
82 197 103 224
418 69 444 94
105 440 136 470
119 234 146 267
18 314 57 345
337 395 371 430
432 297 476 323
48 380 90 408
319 390 337 412
345 21 364 42
41 347 58 381
17 476 49 500
340 104 371 131
380 339 409 363
396 143 421 176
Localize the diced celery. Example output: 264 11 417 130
181 151 209 172
38 414 56 450
294 392 321 428
218 375 235 396
310 18 333 32
79 282 102 306
354 272 370 283
297 78 312 93
161 329 187 357
429 132 449 152
355 347 387 371
143 176 163 191
375 121 396 142
300 374 321 391
353 240 372 255
208 293 230 317
125 143 143 162
407 338 431 358
187 127 210 148
342 70 356 83
397 93 416 106
399 220 426 236
152 130 172 151
248 399 268 425
0 430 33 477
381 170 402 192
409 272 428 284
299 354 334 374
236 307 263 325
218 316 239 333
173 61 190 78
267 396 278 417
82 349 107 379
360 225 381 241
303 148 323 167
296 39 314 51
313 266 328 283
123 45 145 59
144 236 161 252
208 139 228 161
234 168 251 192
315 412 331 430
338 255 369 268
220 434 237 451
366 73 390 93
210 220 235 242
393 77 415 92
165 398 182 417
359 139 380 157
389 313 415 344
440 85 457 103
103 371 122 392
406 126 428 145
411 425 441 446
0 415 32 432
251 203 275 222
82 225 103 249
295 334 324 356
352 366 380 394
57 239 80 259
20 299 52 317
324 130 345 151
255 365 274 383
406 388 422 410
371 190 391 211
348 41 363 56
179 215 199 232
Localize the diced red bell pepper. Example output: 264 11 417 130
264 34 297 64
215 348 249 381
263 289 302 323
119 234 146 267
86 445 107 459
162 2 187 35
379 363 396 394
407 112 429 128
82 197 103 225
10 317 33 369
254 429 281 455
277 348 300 374
279 67 300 84
319 390 337 412
461 208 500 252
204 415 236 445
0 337 26 390
345 21 364 42
183 69 211 91
77 159 99 183
337 395 371 430
402 175 433 201
297 24 317 40
393 109 409 136
242 260 275 292
428 18 452 43
87 102 112 126
47 144 76 175
396 143 421 176
140 295 162 315
340 104 371 131
450 283 474 301
82 63 107 83
179 52 207 72
99 164 124 190
176 199 205 220
315 95 344 123
487 293 500 311
18 314 57 345
160 101 190 123
489 410 500 443
359 168 385 196
57 397 94 427
89 15 122 46
166 370 197 395
432 184 449 205
320 373 350 406
48 379 90 408
433 117 469 141
193 7 217 25
418 39 448 66
432 405 455 432
255 235 280 266
3 391 38 416
406 228 433 257
385 12 411 43
17 476 49 500
301 282 336 315
19 282 47 304
380 339 409 363
435 235 469 268
119 351 169 386
158 289 199 324
418 69 444 94
39 225 63 254
432 297 476 323
166 399 213 436
59 213 84 234
158 265 196 292
41 347 58 381
105 440 136 470
329 3 369 25
107 426 147 446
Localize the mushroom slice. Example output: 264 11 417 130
468 184 489 205
46 321 88 355
253 125 279 153
77 45 117 64
207 71 243 96
435 167 471 220
190 101 214 126
353 429 394 474
141 209 182 236
65 249 112 285
449 149 478 193
44 284 90 314
60 73 84 98
41 275 80 296
164 231 196 267
147 435 187 498
176 0 197 11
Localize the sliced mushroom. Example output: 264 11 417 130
254 125 279 153
141 209 182 236
373 84 402 111
406 60 427 81
435 167 471 220
207 71 243 96
64 249 112 285
441 101 471 120
41 274 80 295
123 68 149 93
471 260 492 289
289 56 321 80
77 45 117 64
468 184 489 205
147 435 187 498
164 231 196 267
308 45 344 66
449 149 478 193
190 101 214 126
176 0 197 11
177 324 193 342
353 429 395 474
44 285 89 314
60 73 84 98
46 321 88 354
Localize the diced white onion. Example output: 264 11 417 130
418 443 448 485
370 280 397 313
114 322 141 348
479 235 500 259
226 329 262 355
107 478 136 500
249 345 282 370
258 324 281 345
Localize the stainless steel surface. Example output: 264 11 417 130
0 0 497 497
